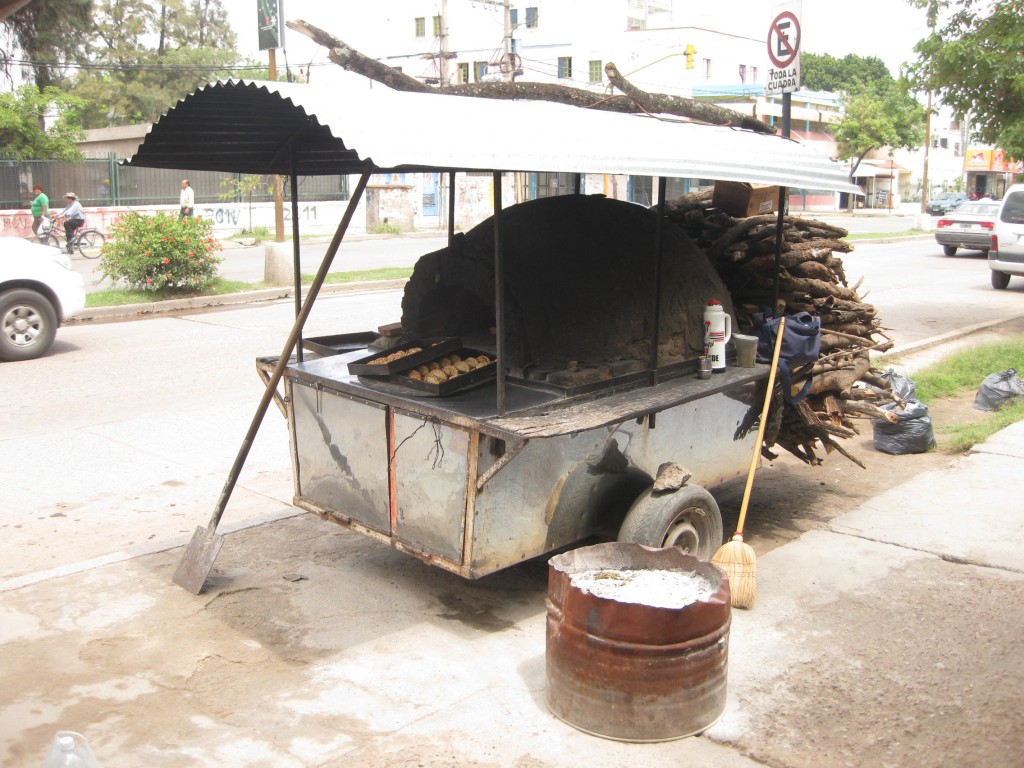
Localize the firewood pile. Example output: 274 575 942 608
665 188 904 468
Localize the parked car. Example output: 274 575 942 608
934 200 1001 256
989 184 1024 290
0 238 86 361
925 191 968 215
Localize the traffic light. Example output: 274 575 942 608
684 44 697 69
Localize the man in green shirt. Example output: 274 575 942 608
31 185 49 236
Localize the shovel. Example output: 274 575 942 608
172 170 371 594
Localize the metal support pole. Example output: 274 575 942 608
290 164 303 362
448 171 457 247
648 177 667 385
493 171 506 416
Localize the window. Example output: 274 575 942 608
433 15 441 36
588 60 602 83
750 66 757 82
414 17 425 37
474 61 488 81
738 64 746 83
558 57 572 79
940 137 949 149
458 62 469 84
510 8 518 26
525 7 538 28
701 58 711 79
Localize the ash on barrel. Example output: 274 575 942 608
546 543 731 742
571 568 717 609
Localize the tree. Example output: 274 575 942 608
0 84 85 161
832 80 927 178
801 53 892 92
1 0 93 88
906 0 1024 158
68 0 244 128
219 173 271 234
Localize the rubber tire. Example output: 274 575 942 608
43 233 63 250
617 485 724 560
991 270 1011 290
942 245 957 257
0 288 58 362
76 229 105 259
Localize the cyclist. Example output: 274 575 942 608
53 192 86 253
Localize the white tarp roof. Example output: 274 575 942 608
126 79 861 194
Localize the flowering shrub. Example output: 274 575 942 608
99 211 224 291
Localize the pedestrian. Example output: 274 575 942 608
30 184 49 236
54 192 86 253
179 179 194 218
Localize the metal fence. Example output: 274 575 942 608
1 157 350 210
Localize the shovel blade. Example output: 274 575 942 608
172 525 225 594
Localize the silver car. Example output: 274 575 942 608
934 200 1001 256
989 184 1024 290
0 238 87 361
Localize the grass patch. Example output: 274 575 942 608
369 222 404 235
85 269 412 307
940 402 1024 453
304 267 413 284
900 337 1024 452
846 229 929 240
85 278 263 307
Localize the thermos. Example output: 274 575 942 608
703 299 732 373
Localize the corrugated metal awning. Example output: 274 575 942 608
124 79 861 194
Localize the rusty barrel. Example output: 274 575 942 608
545 542 731 742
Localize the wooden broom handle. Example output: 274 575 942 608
734 316 786 536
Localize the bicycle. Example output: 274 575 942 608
42 216 106 259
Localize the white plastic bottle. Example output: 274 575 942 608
42 731 101 768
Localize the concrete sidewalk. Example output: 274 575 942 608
3 413 1023 765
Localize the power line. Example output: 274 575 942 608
4 57 336 73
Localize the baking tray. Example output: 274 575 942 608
347 337 461 376
302 331 378 357
384 348 497 396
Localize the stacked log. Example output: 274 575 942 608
665 189 902 467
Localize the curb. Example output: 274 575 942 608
67 279 410 324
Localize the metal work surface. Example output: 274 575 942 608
124 79 861 194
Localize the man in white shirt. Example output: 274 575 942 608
180 179 195 218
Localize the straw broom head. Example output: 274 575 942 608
712 532 756 609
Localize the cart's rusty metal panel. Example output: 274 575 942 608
466 384 759 575
392 411 469 562
291 380 391 534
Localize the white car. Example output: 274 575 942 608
990 184 1024 289
0 238 87 361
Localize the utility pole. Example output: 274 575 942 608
503 0 513 81
269 48 285 243
921 88 932 214
439 0 449 86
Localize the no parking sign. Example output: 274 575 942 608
766 2 801 95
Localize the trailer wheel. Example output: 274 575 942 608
616 485 723 560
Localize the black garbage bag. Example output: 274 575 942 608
873 399 936 455
880 368 917 402
974 368 1024 411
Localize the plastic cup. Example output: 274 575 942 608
732 334 758 368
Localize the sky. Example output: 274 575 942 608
220 0 932 82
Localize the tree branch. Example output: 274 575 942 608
288 19 776 133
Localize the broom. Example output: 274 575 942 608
712 315 786 609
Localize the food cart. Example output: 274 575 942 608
126 79 860 586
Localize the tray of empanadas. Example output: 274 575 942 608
390 349 497 396
347 337 461 376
